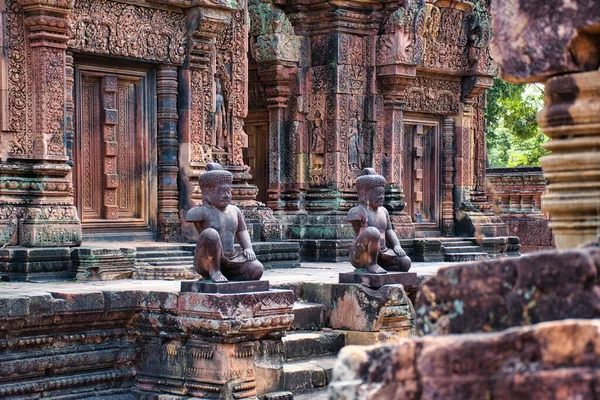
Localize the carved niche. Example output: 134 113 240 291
69 0 187 64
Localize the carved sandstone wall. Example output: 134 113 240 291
0 0 505 249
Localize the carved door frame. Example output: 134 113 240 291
402 113 443 234
73 61 157 233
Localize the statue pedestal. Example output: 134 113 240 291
135 285 294 399
181 279 270 294
329 283 415 344
339 271 417 289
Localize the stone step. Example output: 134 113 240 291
137 256 195 263
292 302 324 330
442 246 482 254
136 250 194 259
142 260 194 267
283 331 345 361
134 245 190 252
440 240 475 247
282 355 338 392
444 252 488 262
294 389 328 400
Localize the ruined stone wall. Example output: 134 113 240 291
487 167 554 252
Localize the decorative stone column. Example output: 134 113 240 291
442 117 456 235
1 0 82 249
178 6 233 241
248 1 301 212
157 65 181 242
538 71 600 249
258 62 297 211
491 0 600 249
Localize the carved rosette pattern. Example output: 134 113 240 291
69 0 187 64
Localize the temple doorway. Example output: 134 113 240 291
73 62 156 238
402 116 442 235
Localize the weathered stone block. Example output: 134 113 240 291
416 248 600 335
329 320 600 400
330 284 414 335
339 272 417 289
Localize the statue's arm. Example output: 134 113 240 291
347 207 366 236
235 208 256 260
384 208 399 246
384 208 405 255
185 206 204 222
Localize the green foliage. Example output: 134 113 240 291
485 78 548 167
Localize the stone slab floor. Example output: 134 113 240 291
0 261 452 295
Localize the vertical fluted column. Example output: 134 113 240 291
538 71 600 249
157 65 181 241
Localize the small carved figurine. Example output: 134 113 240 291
311 111 325 155
347 168 411 274
214 76 228 150
186 163 263 282
348 115 361 170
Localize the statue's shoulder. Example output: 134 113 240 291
347 205 367 222
185 206 206 222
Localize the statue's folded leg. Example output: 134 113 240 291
350 226 386 273
378 249 411 272
194 228 228 282
223 253 264 281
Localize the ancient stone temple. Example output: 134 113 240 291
0 0 511 275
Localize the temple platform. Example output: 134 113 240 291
0 236 519 282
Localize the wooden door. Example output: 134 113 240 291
75 68 150 230
402 118 441 232
244 122 269 204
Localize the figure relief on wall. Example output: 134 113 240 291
309 110 325 186
213 75 229 151
348 113 362 171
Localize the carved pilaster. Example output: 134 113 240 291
0 0 82 249
157 65 181 242
258 62 298 211
178 6 232 241
442 117 455 236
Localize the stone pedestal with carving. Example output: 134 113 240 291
329 283 415 345
134 288 295 399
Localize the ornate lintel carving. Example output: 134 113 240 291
70 0 187 64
